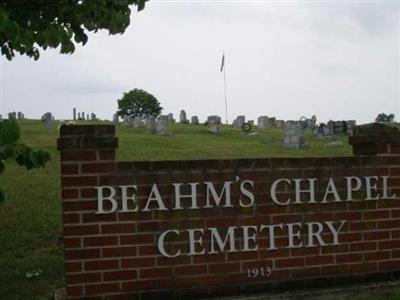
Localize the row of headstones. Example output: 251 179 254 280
233 115 317 130
8 111 25 120
311 120 356 139
72 108 97 121
115 113 223 135
284 120 357 148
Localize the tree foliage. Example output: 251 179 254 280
118 89 162 118
375 113 395 123
0 0 148 60
0 119 50 201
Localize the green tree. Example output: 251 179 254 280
118 89 163 118
0 0 148 60
0 118 50 201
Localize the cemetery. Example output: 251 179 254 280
0 2 398 300
0 115 399 300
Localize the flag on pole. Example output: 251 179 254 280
220 53 225 72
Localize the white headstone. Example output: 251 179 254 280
157 115 171 136
179 110 187 123
207 115 221 134
146 116 157 134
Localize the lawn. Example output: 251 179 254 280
0 119 392 300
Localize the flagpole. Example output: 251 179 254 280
223 52 228 125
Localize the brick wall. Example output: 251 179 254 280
58 123 400 300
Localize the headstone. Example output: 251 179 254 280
41 112 53 130
234 115 245 129
258 116 269 128
168 113 175 123
268 117 276 128
191 116 199 124
309 115 317 129
283 124 307 148
179 110 187 123
73 108 76 121
275 120 285 128
312 123 334 139
133 117 144 128
146 116 157 134
157 115 171 136
207 115 221 134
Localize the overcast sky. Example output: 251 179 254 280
2 0 399 124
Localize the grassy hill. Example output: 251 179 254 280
0 119 354 299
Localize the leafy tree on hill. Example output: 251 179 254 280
118 89 163 118
0 0 148 60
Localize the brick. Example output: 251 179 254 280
85 259 119 271
81 188 98 198
83 236 118 247
81 163 116 174
63 200 97 212
321 264 350 275
121 280 157 292
175 265 207 276
64 237 81 248
351 242 377 252
103 270 137 281
65 261 82 273
102 224 136 234
62 189 79 199
156 256 191 266
209 262 239 274
290 266 320 278
65 249 100 260
378 219 400 229
365 251 391 261
364 231 390 241
140 268 172 279
67 272 101 284
98 149 116 160
66 286 83 297
350 262 377 273
336 253 362 264
102 246 137 258
61 150 97 161
305 255 334 266
363 210 390 220
82 212 117 223
63 213 80 224
85 283 119 296
120 234 154 245
379 240 400 250
62 164 79 175
64 225 99 236
275 257 304 268
62 176 97 187
121 257 155 269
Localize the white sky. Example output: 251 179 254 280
1 0 399 124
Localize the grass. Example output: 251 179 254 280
0 119 392 300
